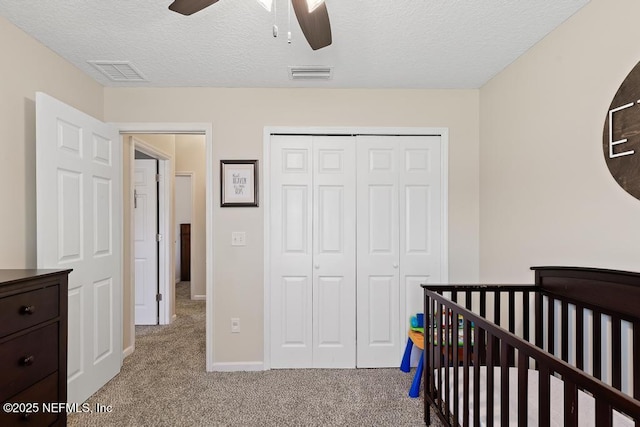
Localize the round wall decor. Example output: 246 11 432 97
603 61 640 200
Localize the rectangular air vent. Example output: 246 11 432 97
288 66 332 80
88 60 148 82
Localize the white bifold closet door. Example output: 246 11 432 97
270 135 356 368
356 135 442 367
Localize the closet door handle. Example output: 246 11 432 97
314 264 320 269
392 263 398 269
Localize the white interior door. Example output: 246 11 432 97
134 159 158 325
270 135 313 368
356 135 443 367
312 136 356 368
269 132 444 369
36 92 122 404
356 136 401 367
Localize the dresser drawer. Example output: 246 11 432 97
0 285 59 338
0 323 58 402
0 372 61 427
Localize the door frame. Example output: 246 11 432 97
262 126 449 370
132 137 170 328
113 123 215 372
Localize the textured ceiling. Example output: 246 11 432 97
0 0 590 89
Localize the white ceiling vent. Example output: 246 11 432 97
288 66 332 80
88 60 148 82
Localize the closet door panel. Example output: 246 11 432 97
399 136 442 319
356 136 400 367
270 136 313 368
313 136 356 368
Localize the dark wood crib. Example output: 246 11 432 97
422 266 640 426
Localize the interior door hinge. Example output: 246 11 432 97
134 189 137 208
156 293 162 302
156 174 161 182
156 234 163 242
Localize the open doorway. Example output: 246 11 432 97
118 126 213 370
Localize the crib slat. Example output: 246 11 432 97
428 299 437 405
548 296 555 356
593 310 602 380
561 300 569 363
517 351 528 426
595 399 612 427
473 325 481 427
635 322 640 401
453 309 460 425
611 316 622 391
500 341 509 426
465 291 472 310
523 291 530 342
494 291 501 326
444 307 451 422
486 332 495 427
437 303 445 415
424 294 432 425
538 365 551 427
480 291 486 318
463 317 471 427
563 379 577 427
576 304 585 371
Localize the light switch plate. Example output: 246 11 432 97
231 232 246 246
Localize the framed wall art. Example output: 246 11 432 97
220 160 258 207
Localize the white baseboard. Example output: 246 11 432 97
172 314 177 322
212 362 264 372
192 294 206 301
175 278 180 284
123 345 135 358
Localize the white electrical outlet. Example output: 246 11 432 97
231 232 246 246
231 317 240 333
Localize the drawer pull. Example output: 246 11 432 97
20 305 36 315
20 355 35 366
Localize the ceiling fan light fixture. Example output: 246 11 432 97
306 0 325 13
257 0 273 12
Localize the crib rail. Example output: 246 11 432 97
422 285 640 427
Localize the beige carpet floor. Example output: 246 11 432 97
68 282 439 426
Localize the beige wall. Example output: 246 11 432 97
104 88 481 363
122 134 176 352
0 15 104 268
480 0 640 282
175 135 207 299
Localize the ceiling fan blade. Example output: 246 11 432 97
168 0 220 16
291 0 332 50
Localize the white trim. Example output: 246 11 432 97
133 137 172 326
175 171 195 295
113 122 215 372
440 128 450 283
263 126 449 370
127 137 136 357
211 362 265 372
192 295 206 301
123 345 135 358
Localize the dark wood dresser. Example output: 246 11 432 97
0 269 71 427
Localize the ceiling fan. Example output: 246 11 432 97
168 0 332 50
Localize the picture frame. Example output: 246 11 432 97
220 160 259 207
